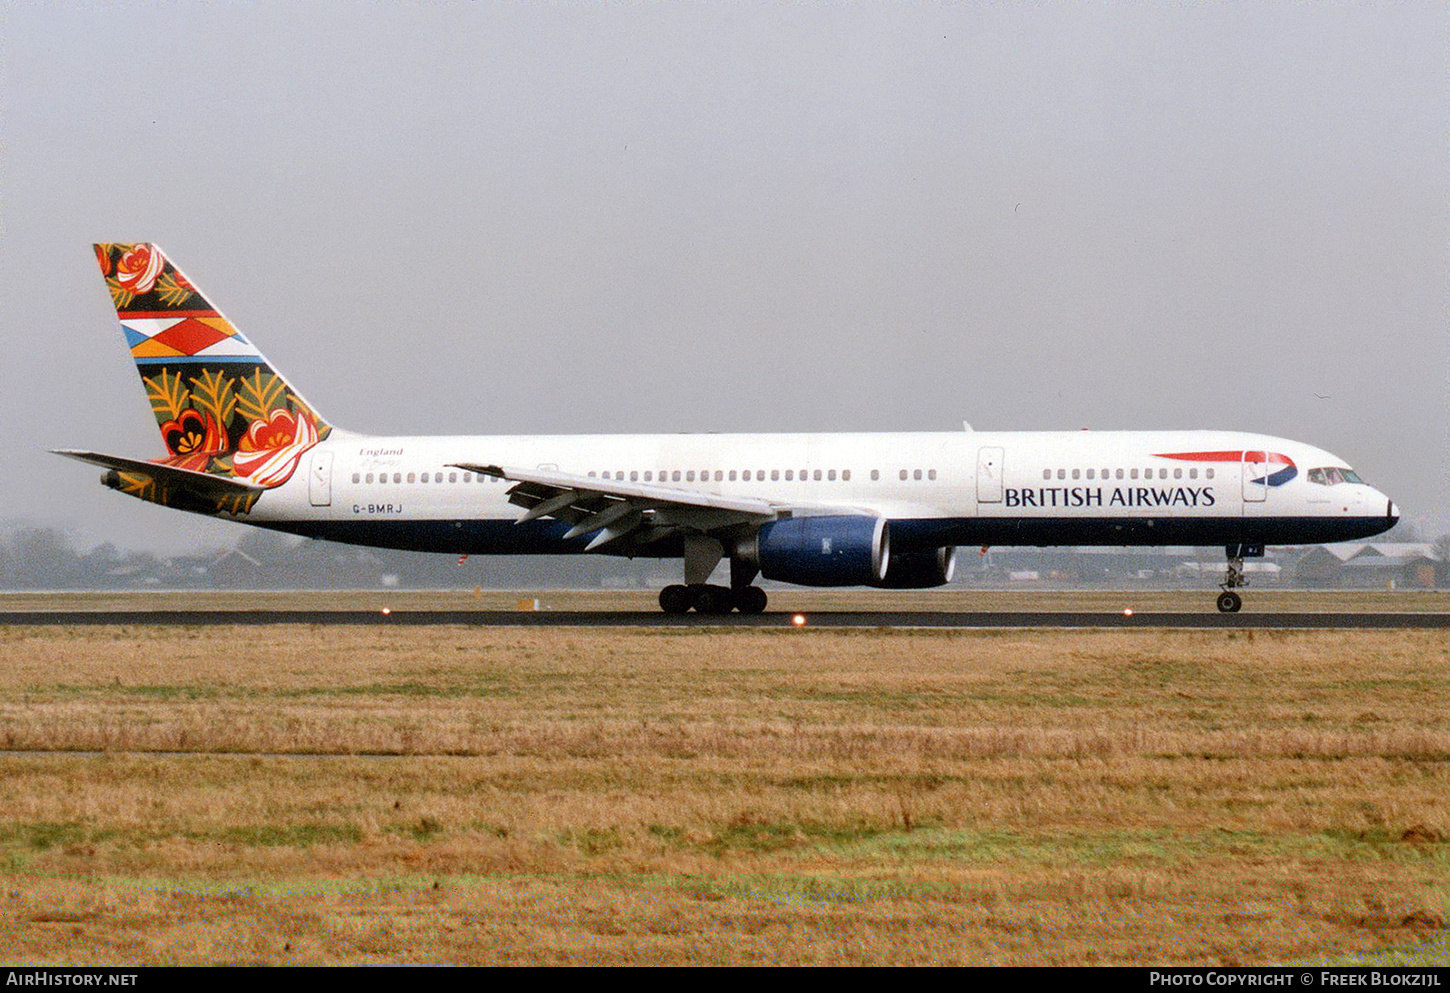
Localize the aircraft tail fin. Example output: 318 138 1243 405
93 243 332 489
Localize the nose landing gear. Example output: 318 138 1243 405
1216 544 1261 613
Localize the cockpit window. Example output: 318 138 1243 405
1307 466 1363 486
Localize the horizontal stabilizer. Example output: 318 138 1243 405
53 449 263 493
52 449 266 516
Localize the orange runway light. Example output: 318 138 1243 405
792 614 807 627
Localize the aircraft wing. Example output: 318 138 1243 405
450 462 780 552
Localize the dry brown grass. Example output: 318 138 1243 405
0 624 1447 965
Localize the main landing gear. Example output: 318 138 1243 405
659 583 768 615
658 535 769 614
1215 544 1260 613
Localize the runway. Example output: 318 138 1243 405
2 609 1448 629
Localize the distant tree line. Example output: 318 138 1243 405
0 522 1445 591
0 525 628 590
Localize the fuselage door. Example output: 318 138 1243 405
1242 450 1268 504
976 447 1004 504
309 450 334 507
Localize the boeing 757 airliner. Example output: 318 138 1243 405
56 244 1399 613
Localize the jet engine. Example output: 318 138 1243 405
750 516 890 587
870 546 956 589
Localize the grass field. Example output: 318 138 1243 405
0 620 1448 964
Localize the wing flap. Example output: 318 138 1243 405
450 461 779 549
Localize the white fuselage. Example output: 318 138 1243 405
251 428 1397 556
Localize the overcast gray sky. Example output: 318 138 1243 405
1 3 1444 553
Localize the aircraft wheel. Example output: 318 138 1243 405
659 584 692 615
1216 591 1242 614
692 584 735 615
736 586 768 615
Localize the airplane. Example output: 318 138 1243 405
56 243 1400 614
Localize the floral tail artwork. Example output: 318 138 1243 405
92 243 333 516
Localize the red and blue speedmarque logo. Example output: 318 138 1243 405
1154 450 1298 487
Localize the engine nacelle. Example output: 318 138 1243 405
871 546 956 589
753 516 889 587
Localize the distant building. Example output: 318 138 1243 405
1293 543 1442 588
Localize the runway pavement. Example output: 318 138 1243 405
2 609 1448 628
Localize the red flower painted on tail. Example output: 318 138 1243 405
232 407 320 487
114 245 165 295
158 408 228 472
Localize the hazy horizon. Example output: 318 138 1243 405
3 4 1444 555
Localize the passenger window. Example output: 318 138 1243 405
1159 469 1167 479
1189 468 1198 479
630 471 638 481
870 470 879 481
686 471 695 482
729 470 737 481
714 471 723 481
1043 469 1051 480
352 473 361 484
463 473 472 483
813 469 822 481
672 471 681 482
1057 469 1066 480
928 469 937 481
842 469 850 481
771 470 780 481
900 469 908 481
1130 469 1138 480
785 470 794 481
1116 469 1124 480
644 471 653 482
1071 469 1080 480
1086 469 1095 480
913 469 922 481
828 469 836 481
1173 468 1182 480
365 473 374 484
1206 468 1214 479
449 472 458 483
407 472 416 484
